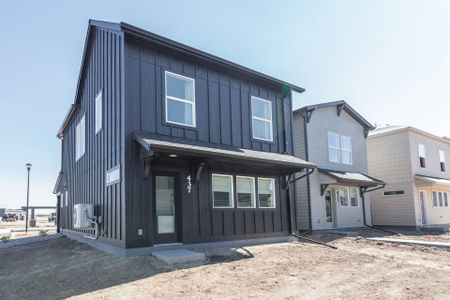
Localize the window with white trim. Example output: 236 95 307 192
236 176 256 208
341 136 352 164
251 96 273 141
327 132 340 163
337 187 349 206
95 89 102 134
418 143 426 168
258 178 276 208
75 115 85 161
212 174 233 208
439 150 446 172
165 71 195 127
349 187 359 207
432 191 449 207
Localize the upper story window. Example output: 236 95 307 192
418 143 426 168
340 136 352 164
251 96 273 142
95 89 102 134
75 115 85 161
439 150 446 172
328 133 352 164
165 71 195 127
236 176 256 208
328 132 340 163
212 174 233 208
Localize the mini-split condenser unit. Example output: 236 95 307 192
73 204 94 229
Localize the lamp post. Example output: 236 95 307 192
25 163 32 233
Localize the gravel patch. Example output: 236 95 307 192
0 233 63 249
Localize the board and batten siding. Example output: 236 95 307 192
60 28 125 245
122 37 294 246
367 130 416 226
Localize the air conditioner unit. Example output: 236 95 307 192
73 204 94 229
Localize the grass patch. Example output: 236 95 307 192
38 230 49 237
1 235 11 243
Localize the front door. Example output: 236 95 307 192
154 173 179 244
419 190 427 226
324 189 335 227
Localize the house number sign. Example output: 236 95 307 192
186 175 192 194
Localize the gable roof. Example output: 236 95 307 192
293 100 374 130
57 20 305 138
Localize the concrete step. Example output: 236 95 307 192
152 249 206 264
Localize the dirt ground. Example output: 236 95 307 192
1 233 450 300
0 217 57 239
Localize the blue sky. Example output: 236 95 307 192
1 0 449 209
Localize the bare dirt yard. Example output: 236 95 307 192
1 234 450 300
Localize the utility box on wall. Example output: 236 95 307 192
73 204 94 229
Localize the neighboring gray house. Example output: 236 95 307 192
368 126 450 228
293 101 384 230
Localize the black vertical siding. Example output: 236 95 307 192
61 28 125 245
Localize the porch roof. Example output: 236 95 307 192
318 168 384 187
415 174 450 187
134 134 314 173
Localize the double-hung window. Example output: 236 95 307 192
418 144 426 168
439 150 446 172
95 89 102 134
341 136 352 164
75 115 85 161
165 71 195 127
328 132 340 163
236 176 256 208
251 96 273 142
258 178 276 208
212 174 233 208
338 187 349 206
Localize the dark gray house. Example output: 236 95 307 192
54 20 313 251
293 101 384 231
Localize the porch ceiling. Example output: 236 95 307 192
318 168 384 187
415 174 450 188
134 133 314 174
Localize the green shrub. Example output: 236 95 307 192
38 230 48 237
1 235 11 243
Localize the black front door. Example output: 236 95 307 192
153 173 180 244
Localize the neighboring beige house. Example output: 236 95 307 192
367 126 450 229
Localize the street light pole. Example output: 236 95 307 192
25 163 32 233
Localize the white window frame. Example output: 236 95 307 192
432 190 448 208
349 187 359 207
236 176 256 208
212 174 234 208
340 135 352 165
164 71 196 127
75 114 85 161
418 143 426 168
444 192 449 207
251 96 273 142
257 177 276 209
327 132 341 163
95 89 103 134
337 186 350 207
432 191 438 207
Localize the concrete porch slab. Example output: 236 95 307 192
366 237 450 250
152 249 206 264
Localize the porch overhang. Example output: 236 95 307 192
318 168 385 195
53 171 63 195
415 174 450 188
134 133 314 175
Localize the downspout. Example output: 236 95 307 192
285 169 337 249
360 184 399 234
303 113 313 231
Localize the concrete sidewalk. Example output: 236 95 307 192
366 237 450 250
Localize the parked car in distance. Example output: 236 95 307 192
1 214 16 222
48 212 56 222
